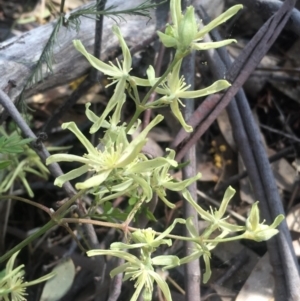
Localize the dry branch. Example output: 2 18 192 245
0 0 165 104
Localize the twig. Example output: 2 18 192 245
259 123 300 143
180 1 201 299
181 52 201 301
196 0 300 299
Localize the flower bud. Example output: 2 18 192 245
178 6 197 51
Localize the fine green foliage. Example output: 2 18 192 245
65 0 167 29
0 251 54 301
0 127 48 196
0 133 32 155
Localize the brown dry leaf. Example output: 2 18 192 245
148 127 173 142
235 252 274 301
197 161 221 182
267 148 295 192
217 109 236 151
238 154 256 204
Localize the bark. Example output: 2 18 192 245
0 0 166 104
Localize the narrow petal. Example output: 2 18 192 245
54 165 89 187
156 218 186 241
110 94 126 127
117 115 164 166
46 154 90 165
87 250 140 264
73 40 120 77
186 217 198 238
85 103 101 123
146 65 159 87
170 0 182 27
164 173 201 191
62 122 98 155
195 5 243 38
130 174 152 202
127 157 176 174
130 76 151 87
183 189 212 221
157 31 177 48
110 262 131 277
179 80 230 99
169 59 182 89
152 255 180 267
147 271 172 301
217 186 235 219
156 190 176 209
111 242 146 250
192 39 236 51
246 201 260 231
90 79 126 134
203 253 212 283
130 274 146 301
112 26 132 72
75 170 112 189
170 99 193 132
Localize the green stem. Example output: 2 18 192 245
0 190 86 264
63 217 195 242
125 108 144 133
202 234 245 243
0 220 55 263
140 55 183 106
0 195 51 215
53 189 86 218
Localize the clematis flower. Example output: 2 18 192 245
87 219 185 301
183 186 245 233
147 60 231 132
157 0 243 55
73 25 150 134
242 202 284 242
0 251 54 301
150 148 201 207
46 114 163 190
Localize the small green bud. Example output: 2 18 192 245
178 6 197 51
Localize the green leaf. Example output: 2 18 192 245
40 258 75 301
0 160 11 170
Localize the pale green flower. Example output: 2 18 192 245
147 60 231 132
73 25 149 134
87 220 185 301
46 114 164 190
243 202 284 242
0 251 54 301
111 218 186 254
183 186 245 234
157 0 243 55
150 149 201 207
